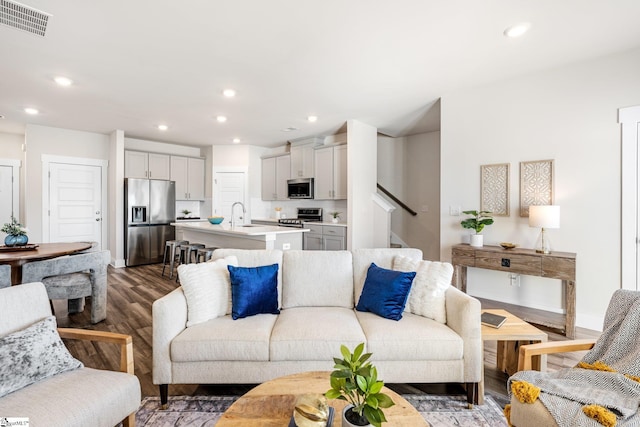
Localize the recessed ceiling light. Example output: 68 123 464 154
24 108 39 115
281 127 299 132
158 124 168 131
0 115 4 119
54 76 73 86
222 89 236 97
233 138 241 144
216 115 227 123
504 22 531 38
307 115 318 123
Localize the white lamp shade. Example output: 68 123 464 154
529 205 560 229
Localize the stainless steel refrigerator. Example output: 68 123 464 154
125 178 176 266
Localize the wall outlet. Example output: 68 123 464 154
282 243 291 250
449 205 461 216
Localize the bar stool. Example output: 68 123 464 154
162 240 188 279
176 243 205 282
195 247 218 263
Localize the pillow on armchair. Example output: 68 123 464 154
393 255 453 323
0 316 83 398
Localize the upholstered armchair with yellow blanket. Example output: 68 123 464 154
506 289 640 427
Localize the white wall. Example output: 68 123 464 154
109 130 125 267
347 119 378 249
441 47 640 331
378 132 441 259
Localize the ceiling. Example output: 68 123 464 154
1 1 640 148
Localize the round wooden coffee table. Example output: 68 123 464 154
216 371 428 426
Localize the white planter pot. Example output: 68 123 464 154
470 234 483 247
332 218 339 223
342 405 371 427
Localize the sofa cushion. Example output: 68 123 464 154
270 307 366 361
171 313 278 362
178 256 238 327
0 316 83 398
228 263 280 319
352 248 423 304
355 311 463 361
282 250 354 308
212 249 284 307
0 367 141 427
393 255 453 323
356 263 415 321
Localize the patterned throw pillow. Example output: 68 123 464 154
178 256 238 327
0 316 83 398
393 255 453 323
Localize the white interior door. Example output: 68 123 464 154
214 172 245 225
48 162 103 246
0 163 19 240
620 105 640 290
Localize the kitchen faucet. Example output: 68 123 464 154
231 201 246 228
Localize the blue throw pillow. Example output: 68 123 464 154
356 263 416 321
228 263 280 320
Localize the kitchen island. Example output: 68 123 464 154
172 222 308 250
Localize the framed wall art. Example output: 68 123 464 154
520 159 554 217
480 163 510 216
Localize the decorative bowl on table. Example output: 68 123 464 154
500 242 517 250
208 217 224 224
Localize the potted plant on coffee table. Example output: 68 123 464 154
325 343 394 427
460 210 493 247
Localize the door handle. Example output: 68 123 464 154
96 218 101 222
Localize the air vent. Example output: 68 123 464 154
0 0 51 37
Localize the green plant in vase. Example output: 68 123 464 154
325 343 394 427
2 215 29 246
460 210 493 247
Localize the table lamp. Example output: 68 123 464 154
529 205 560 254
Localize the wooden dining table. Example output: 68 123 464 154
0 242 93 285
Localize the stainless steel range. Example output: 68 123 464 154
278 207 322 228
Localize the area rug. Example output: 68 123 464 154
135 394 508 426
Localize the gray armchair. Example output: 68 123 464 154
21 250 110 323
0 264 10 288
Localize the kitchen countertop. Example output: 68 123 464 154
171 221 309 236
251 218 348 227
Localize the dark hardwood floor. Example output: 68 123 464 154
54 263 601 403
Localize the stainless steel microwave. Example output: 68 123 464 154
287 178 314 199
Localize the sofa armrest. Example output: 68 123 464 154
445 286 482 382
152 287 188 385
518 339 596 371
58 328 134 374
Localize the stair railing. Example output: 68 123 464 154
376 183 417 216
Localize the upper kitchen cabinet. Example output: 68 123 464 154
262 154 290 201
314 144 347 200
171 156 205 200
289 137 322 178
125 151 171 180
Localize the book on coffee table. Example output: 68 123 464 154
289 406 334 427
481 312 507 329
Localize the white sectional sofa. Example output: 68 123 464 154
152 248 482 407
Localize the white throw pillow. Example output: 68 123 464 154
393 255 453 324
178 256 238 327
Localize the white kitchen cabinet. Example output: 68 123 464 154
171 156 205 200
290 143 315 178
125 151 171 180
313 144 347 200
261 154 290 201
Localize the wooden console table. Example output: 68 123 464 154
451 244 577 338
